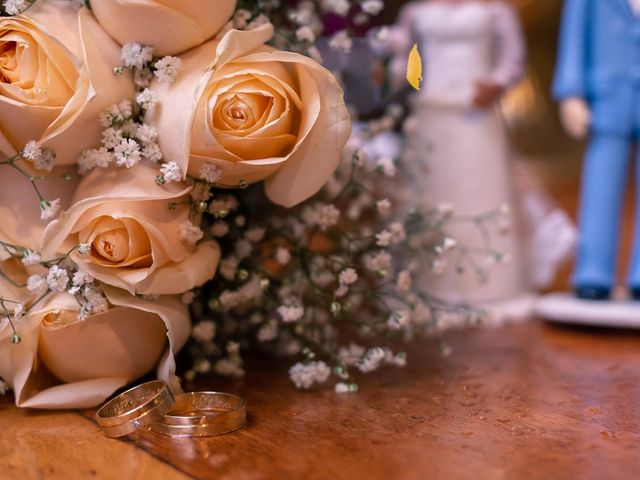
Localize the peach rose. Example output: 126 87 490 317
41 162 220 295
0 1 134 165
89 0 237 56
0 278 190 409
153 24 352 208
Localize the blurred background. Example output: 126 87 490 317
369 0 635 290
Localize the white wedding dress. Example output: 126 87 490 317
400 1 537 317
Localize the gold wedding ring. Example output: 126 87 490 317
96 380 175 438
151 392 246 437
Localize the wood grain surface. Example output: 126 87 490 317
2 319 640 480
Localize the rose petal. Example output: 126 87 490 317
135 240 220 295
90 0 236 56
0 288 191 409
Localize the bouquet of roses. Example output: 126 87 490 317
0 0 493 409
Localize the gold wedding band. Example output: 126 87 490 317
96 380 174 438
151 392 246 437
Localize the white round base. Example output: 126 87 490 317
478 293 538 327
535 292 640 328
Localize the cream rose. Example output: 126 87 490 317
0 279 190 409
0 1 134 165
89 0 237 56
153 24 352 208
41 162 220 295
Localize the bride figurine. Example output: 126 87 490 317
388 0 566 321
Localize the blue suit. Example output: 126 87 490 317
554 0 640 290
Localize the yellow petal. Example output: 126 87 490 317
406 43 423 91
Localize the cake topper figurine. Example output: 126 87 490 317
387 0 539 322
537 0 640 326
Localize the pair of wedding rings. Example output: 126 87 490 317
95 380 246 438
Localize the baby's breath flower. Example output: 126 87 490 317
334 382 358 394
154 56 181 83
289 361 331 390
319 204 340 230
219 256 238 281
338 343 366 366
40 199 61 221
387 310 410 330
192 320 216 343
101 127 124 150
329 30 352 52
12 303 24 322
376 230 392 247
46 265 69 292
136 88 157 110
376 198 391 216
21 140 41 161
275 247 291 266
21 249 41 266
3 0 29 15
27 274 47 294
199 163 223 184
34 148 56 172
247 14 270 30
396 270 412 294
100 105 124 128
296 26 316 43
361 0 383 15
113 138 142 168
338 268 358 285
357 347 386 373
208 196 238 216
214 358 245 378
142 143 163 163
178 220 204 245
82 285 109 317
334 284 348 298
119 100 133 118
79 147 113 173
376 156 397 177
121 42 153 69
72 271 93 287
364 250 392 274
245 227 266 243
210 221 229 238
324 0 350 16
389 222 406 244
181 291 196 304
257 319 278 342
231 8 252 29
160 161 183 182
277 305 304 323
135 124 158 144
384 349 407 367
442 237 457 251
134 67 154 88
234 239 253 259
77 243 91 256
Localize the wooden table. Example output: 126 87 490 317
2 319 640 480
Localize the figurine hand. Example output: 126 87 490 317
472 81 504 109
559 98 591 139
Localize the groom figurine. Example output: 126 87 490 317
554 0 640 300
